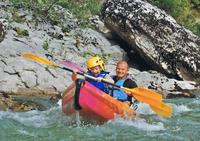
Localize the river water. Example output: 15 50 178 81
0 97 199 141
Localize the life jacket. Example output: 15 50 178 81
112 79 128 101
86 71 109 93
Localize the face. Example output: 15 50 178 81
89 66 101 76
116 62 128 79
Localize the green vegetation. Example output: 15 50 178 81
9 0 102 28
42 39 49 50
148 0 200 37
57 0 102 19
81 51 91 58
58 0 102 28
10 8 26 23
9 0 200 37
14 27 29 37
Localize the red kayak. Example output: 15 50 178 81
62 79 136 123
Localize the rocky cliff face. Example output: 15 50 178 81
0 1 199 111
101 0 200 82
0 1 127 111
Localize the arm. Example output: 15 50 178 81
71 70 85 81
103 74 114 83
71 71 78 81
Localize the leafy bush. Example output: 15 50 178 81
58 0 101 18
193 23 200 37
57 0 102 28
191 0 200 9
9 0 102 28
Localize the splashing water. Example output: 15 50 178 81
0 97 200 141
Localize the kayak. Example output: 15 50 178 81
62 79 136 123
23 54 172 119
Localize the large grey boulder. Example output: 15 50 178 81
101 0 200 83
0 21 125 96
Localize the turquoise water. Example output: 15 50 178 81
0 97 199 141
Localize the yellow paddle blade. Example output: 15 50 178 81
22 53 59 67
150 103 173 117
125 87 163 104
124 87 173 117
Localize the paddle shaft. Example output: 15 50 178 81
60 66 122 89
61 65 172 117
22 53 172 117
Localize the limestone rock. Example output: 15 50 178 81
101 0 200 83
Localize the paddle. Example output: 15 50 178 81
60 59 163 103
53 57 172 117
22 53 172 117
60 60 85 73
60 60 165 109
150 104 172 117
123 87 172 117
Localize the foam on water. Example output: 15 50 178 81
0 106 71 128
57 99 62 107
193 97 200 104
17 129 36 138
109 117 165 131
135 103 155 115
172 104 191 114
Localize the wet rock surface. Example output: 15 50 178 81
0 93 36 112
0 87 61 112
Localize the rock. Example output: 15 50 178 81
0 93 35 112
129 68 199 98
166 92 196 99
0 3 126 111
0 87 61 112
101 0 200 83
0 19 8 42
0 0 200 113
